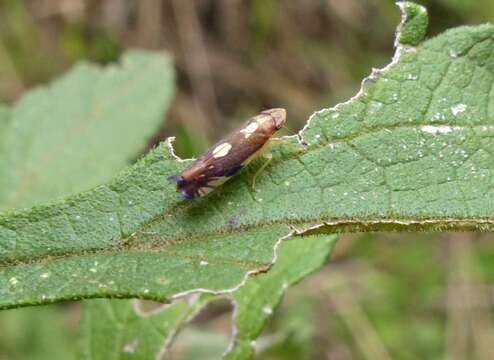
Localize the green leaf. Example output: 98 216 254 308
0 305 77 360
168 326 231 360
1 2 494 311
79 297 209 360
0 50 174 211
224 234 337 360
396 2 428 46
79 236 336 360
0 50 175 359
79 235 335 360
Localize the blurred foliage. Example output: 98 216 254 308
0 0 494 359
0 304 77 360
252 233 494 360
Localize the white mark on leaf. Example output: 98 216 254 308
123 340 138 353
421 125 460 134
451 103 467 116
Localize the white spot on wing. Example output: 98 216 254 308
208 177 229 187
256 114 270 124
240 122 259 138
212 142 232 158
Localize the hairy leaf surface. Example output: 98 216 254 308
79 297 208 360
0 50 174 210
224 235 337 360
1 2 493 310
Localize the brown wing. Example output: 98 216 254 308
171 108 286 199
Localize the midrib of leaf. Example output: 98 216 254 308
1 3 494 309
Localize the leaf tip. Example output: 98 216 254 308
395 1 429 47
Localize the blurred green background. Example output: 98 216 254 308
1 0 494 359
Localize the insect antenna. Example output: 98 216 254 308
280 124 296 136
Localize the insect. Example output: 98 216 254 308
168 108 286 199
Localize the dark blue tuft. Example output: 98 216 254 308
168 174 186 187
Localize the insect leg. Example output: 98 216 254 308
250 138 304 192
251 152 272 192
268 137 305 152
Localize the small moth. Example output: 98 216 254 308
169 108 286 199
